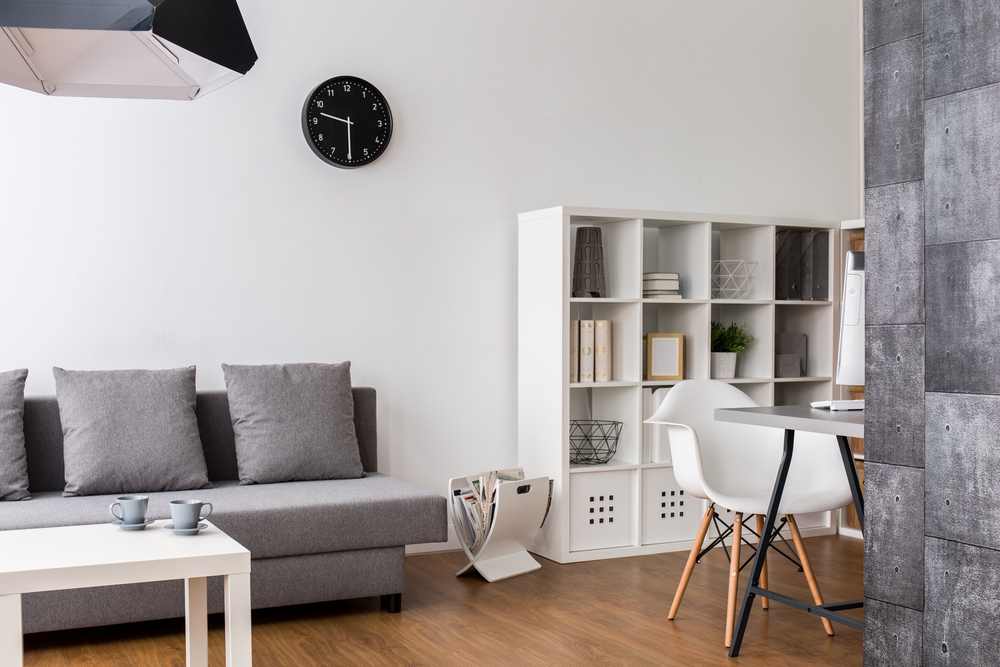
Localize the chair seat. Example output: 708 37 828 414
696 422 854 518
710 488 854 516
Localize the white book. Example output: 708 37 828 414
579 320 595 382
642 387 652 459
649 387 671 463
569 320 579 383
594 320 612 382
646 294 683 300
644 272 679 280
643 279 680 290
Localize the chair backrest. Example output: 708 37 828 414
653 380 852 514
652 380 783 501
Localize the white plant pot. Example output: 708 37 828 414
711 352 737 379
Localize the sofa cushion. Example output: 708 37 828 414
53 367 211 497
0 369 30 501
222 362 364 485
0 473 448 558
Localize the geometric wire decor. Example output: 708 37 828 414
569 420 622 464
712 260 757 299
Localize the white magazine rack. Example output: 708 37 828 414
448 475 550 582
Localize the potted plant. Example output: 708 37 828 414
711 320 755 379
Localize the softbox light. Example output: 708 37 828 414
0 0 257 100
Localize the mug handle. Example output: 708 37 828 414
109 502 123 521
200 503 213 521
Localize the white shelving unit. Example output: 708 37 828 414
518 206 847 563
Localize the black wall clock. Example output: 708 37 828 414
301 76 392 168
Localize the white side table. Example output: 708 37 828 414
0 520 251 667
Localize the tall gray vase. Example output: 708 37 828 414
572 227 607 298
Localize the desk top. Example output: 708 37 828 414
715 404 865 439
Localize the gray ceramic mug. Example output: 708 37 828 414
109 495 148 525
169 499 213 529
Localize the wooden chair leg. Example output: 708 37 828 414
786 514 835 636
724 512 743 648
755 514 769 610
669 503 715 620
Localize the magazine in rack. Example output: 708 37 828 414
452 468 526 554
448 468 551 582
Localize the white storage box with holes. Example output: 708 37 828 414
641 466 709 545
569 470 634 552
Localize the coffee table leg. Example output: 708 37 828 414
225 573 252 666
0 593 22 667
185 577 208 667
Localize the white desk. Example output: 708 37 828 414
0 520 251 667
715 405 864 658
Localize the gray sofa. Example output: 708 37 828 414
0 387 448 633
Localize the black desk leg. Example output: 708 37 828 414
837 435 864 535
729 428 795 657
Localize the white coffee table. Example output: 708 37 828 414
0 520 251 667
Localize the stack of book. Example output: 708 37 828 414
570 319 612 383
452 468 525 554
644 272 681 299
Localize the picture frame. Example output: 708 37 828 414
647 333 684 381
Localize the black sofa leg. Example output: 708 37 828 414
380 593 402 613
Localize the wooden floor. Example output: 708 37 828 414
24 534 863 667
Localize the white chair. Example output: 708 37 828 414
645 380 853 646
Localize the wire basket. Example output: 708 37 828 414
712 260 757 299
569 420 623 464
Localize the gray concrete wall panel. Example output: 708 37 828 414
865 0 923 51
925 84 1000 244
865 598 924 667
925 0 1000 98
866 325 925 467
865 462 925 610
866 180 925 325
865 36 925 187
925 241 1000 394
923 537 1000 667
925 392 1000 549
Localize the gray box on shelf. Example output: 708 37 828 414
775 231 802 300
775 333 807 377
799 230 829 301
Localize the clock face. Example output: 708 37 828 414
302 76 392 168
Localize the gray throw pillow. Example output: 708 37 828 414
0 369 30 501
222 362 364 485
53 366 211 497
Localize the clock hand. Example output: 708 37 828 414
318 112 354 160
320 112 353 126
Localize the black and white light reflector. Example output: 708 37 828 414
0 0 257 100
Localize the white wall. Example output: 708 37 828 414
0 1 860 524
